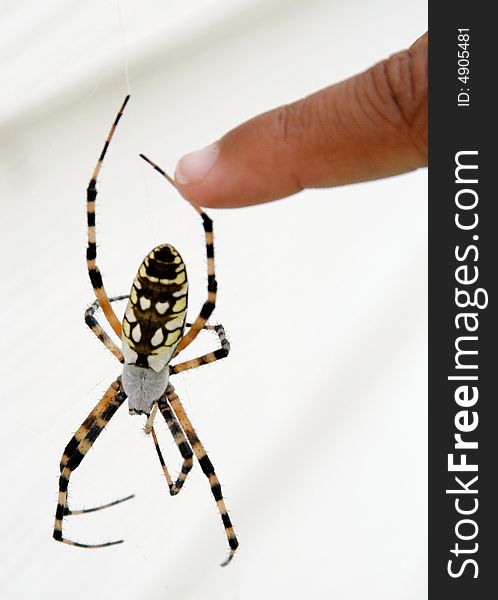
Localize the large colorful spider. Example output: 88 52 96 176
53 96 238 566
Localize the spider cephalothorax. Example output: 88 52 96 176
53 96 238 566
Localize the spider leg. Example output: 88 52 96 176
138 154 217 354
86 95 130 339
148 393 194 496
167 384 238 567
84 295 129 362
53 379 133 548
65 495 134 516
170 323 230 375
84 300 230 380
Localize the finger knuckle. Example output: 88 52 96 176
374 45 428 159
271 102 304 149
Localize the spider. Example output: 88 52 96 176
53 95 239 567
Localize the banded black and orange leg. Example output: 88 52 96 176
147 392 194 496
138 154 218 354
170 324 230 375
87 95 130 339
166 384 238 566
53 379 132 548
84 298 230 372
84 295 129 362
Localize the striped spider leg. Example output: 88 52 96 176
53 380 132 547
53 96 238 566
86 294 230 500
86 295 230 375
86 95 130 339
138 154 239 564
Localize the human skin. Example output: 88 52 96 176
173 32 428 209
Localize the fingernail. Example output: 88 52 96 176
175 142 219 185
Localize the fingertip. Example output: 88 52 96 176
174 142 255 209
174 181 232 209
174 142 236 208
174 142 219 186
174 111 302 209
173 171 232 209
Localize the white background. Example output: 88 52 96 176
0 1 427 598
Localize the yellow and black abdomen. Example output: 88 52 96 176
121 244 188 372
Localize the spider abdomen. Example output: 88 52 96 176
121 244 188 372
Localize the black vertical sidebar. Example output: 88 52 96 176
429 4 497 598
